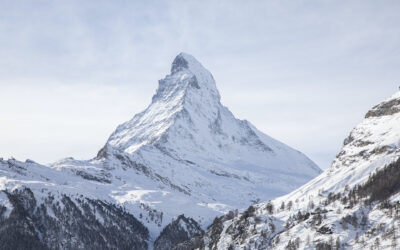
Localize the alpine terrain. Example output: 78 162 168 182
188 91 400 249
0 53 321 249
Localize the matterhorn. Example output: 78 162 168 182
0 53 321 249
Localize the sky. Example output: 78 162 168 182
0 0 399 169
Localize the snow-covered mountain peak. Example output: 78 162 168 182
0 53 323 247
329 90 400 174
102 53 320 180
104 53 224 154
271 89 400 204
169 52 220 101
45 53 321 240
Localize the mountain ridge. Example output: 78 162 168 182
190 89 400 249
0 53 321 248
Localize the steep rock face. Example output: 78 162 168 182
1 53 321 245
365 94 400 118
191 90 400 249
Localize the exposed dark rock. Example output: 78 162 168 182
365 98 400 118
171 54 189 73
317 225 333 234
96 144 109 159
370 145 395 155
343 133 354 146
353 140 374 147
209 169 242 180
189 76 200 89
316 242 333 250
74 170 111 183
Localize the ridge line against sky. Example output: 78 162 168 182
0 0 399 169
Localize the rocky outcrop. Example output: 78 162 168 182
365 97 400 118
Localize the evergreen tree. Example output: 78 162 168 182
335 237 341 250
266 201 274 214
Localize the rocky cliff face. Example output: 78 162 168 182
188 91 400 249
0 53 321 248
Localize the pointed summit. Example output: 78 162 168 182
105 53 227 154
86 53 321 239
102 52 320 198
161 52 221 105
7 53 322 242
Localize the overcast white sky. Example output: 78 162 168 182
0 1 399 169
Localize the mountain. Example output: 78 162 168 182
0 53 320 248
191 91 400 249
0 159 150 249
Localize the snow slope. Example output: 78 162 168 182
196 90 400 249
0 53 321 246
